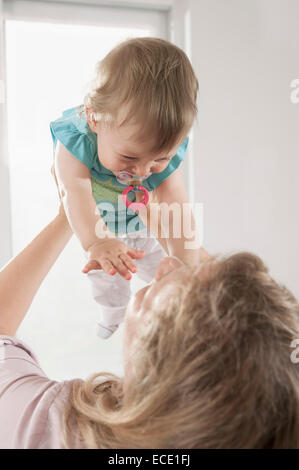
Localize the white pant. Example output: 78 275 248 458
84 228 168 338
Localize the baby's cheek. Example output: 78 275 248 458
152 165 167 174
150 167 161 173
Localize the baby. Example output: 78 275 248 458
50 37 201 339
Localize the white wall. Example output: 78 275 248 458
0 0 12 266
189 0 299 298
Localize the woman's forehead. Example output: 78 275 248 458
163 262 214 284
158 264 194 287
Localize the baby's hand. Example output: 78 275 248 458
82 238 145 279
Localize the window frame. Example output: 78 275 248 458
0 0 193 264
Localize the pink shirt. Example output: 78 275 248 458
0 335 85 449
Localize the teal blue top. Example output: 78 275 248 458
50 105 189 234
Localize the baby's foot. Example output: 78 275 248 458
97 322 119 339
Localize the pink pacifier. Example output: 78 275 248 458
116 171 151 211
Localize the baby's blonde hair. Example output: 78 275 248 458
78 37 199 154
61 252 299 448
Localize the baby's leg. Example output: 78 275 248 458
85 256 132 339
132 232 168 283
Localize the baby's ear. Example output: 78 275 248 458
85 106 98 132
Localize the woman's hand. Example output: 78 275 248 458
82 238 146 279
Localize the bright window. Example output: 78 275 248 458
4 2 167 381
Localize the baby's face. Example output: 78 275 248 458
92 118 182 178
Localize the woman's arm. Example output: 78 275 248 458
0 207 73 336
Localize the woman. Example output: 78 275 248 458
0 171 299 449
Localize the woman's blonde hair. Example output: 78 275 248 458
77 37 199 154
61 252 299 448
